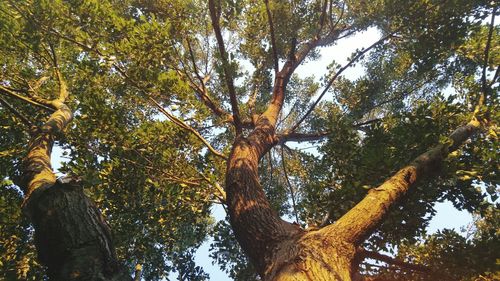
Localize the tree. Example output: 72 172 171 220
0 0 498 280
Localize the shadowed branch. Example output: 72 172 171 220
208 0 243 134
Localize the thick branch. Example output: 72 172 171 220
18 101 73 203
18 45 74 202
0 85 55 112
208 0 242 133
258 21 347 132
323 117 481 244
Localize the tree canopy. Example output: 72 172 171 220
0 0 498 280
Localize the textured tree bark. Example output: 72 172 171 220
26 179 132 281
225 117 357 280
15 94 131 280
225 135 303 276
217 6 487 278
265 230 357 281
225 108 482 280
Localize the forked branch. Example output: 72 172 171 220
149 97 227 160
290 32 395 132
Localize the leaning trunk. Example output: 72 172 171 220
16 97 131 280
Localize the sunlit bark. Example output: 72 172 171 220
15 93 131 280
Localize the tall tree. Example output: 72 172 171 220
0 0 498 280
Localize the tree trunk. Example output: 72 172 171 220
226 135 358 281
264 230 357 281
225 136 303 275
224 111 482 280
14 86 131 280
25 178 132 281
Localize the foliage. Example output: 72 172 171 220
0 0 498 280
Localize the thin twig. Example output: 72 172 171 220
47 42 68 102
0 96 33 127
290 32 395 132
186 38 232 121
481 6 496 97
281 147 300 223
358 248 452 280
149 97 228 160
113 64 227 160
264 0 279 74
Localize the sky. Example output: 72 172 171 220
50 27 475 280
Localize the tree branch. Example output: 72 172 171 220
197 172 227 203
264 0 279 74
353 118 383 128
481 6 496 96
277 131 330 144
358 249 453 280
184 41 234 123
323 115 481 244
257 16 349 131
290 32 395 132
148 97 227 160
0 96 33 127
489 65 500 87
358 249 432 273
208 0 242 134
0 85 55 112
47 42 68 103
281 147 300 223
134 264 142 281
18 95 73 207
112 65 227 160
